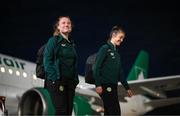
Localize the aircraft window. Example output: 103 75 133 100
0 67 5 73
16 71 20 76
23 72 27 78
33 74 37 80
8 69 13 75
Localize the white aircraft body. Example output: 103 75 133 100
0 53 44 115
0 51 180 116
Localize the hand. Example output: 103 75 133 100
127 89 134 97
96 86 103 94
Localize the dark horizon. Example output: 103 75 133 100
1 1 180 77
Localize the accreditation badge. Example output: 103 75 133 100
110 52 114 56
110 52 115 59
106 87 112 92
59 85 64 91
61 44 66 47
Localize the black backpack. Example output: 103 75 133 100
85 53 97 84
85 47 109 84
35 37 58 79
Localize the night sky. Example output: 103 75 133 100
1 0 180 77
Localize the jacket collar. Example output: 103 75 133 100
107 41 116 51
56 34 73 44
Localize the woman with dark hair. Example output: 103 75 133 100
93 25 133 115
43 16 79 115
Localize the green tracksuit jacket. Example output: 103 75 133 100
43 34 79 85
93 41 129 90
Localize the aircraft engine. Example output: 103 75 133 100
18 87 55 115
18 87 93 115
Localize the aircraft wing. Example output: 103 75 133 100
117 75 180 101
145 97 180 108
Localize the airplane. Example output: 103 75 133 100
0 50 180 116
0 53 95 115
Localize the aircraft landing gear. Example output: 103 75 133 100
0 96 8 116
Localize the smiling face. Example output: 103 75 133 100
111 31 125 46
57 17 72 35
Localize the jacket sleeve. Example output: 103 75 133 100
43 37 58 81
119 60 130 90
93 45 108 87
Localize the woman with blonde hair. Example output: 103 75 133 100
44 16 79 115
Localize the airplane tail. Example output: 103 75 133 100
127 50 149 81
